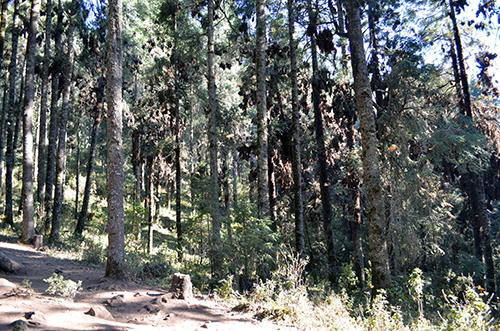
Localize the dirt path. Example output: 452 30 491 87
0 240 296 331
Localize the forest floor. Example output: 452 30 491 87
0 239 298 331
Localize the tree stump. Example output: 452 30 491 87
0 251 27 275
169 273 193 300
33 235 43 249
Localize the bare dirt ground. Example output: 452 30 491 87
0 240 297 331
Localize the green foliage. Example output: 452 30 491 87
230 202 279 279
427 114 491 175
11 320 27 331
80 234 107 267
20 279 32 290
339 262 360 290
125 200 145 239
409 268 425 318
44 273 82 299
249 248 310 323
441 274 494 331
364 290 408 331
217 275 237 300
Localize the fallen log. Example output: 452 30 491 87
0 251 27 275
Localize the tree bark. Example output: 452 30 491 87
50 18 76 243
0 0 10 58
21 0 41 243
13 60 25 178
306 0 336 283
75 104 82 217
367 3 384 108
482 180 496 296
207 0 221 276
345 0 391 291
346 169 365 289
37 0 53 209
105 0 126 280
256 0 269 219
74 77 105 238
145 155 154 254
448 0 471 117
232 145 238 211
449 0 496 296
222 148 230 219
268 143 276 230
3 0 20 228
132 129 141 240
288 0 305 256
448 40 462 99
175 98 182 261
43 1 63 234
173 12 183 261
0 92 7 193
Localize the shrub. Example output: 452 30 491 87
44 273 82 299
441 275 494 331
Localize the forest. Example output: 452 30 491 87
0 0 500 328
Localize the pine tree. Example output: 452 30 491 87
345 0 391 291
256 0 269 219
105 0 126 280
21 0 41 243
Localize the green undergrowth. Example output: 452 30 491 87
212 250 498 331
1 227 498 330
44 273 82 299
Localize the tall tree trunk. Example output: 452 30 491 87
256 0 269 219
367 3 384 108
189 100 196 216
105 0 125 280
481 175 496 296
145 155 154 254
154 176 160 226
75 104 82 217
132 128 141 240
345 0 391 292
448 40 462 99
0 0 10 210
74 77 105 238
207 0 221 276
232 145 238 211
448 0 471 117
37 0 53 209
223 149 230 218
328 0 348 73
173 11 183 261
13 59 25 167
0 0 10 57
13 55 25 217
288 0 305 256
0 92 7 193
3 0 20 228
43 1 63 234
175 102 182 261
50 19 76 243
449 0 496 296
131 69 141 240
21 0 41 243
306 0 336 283
268 144 276 230
346 169 365 289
